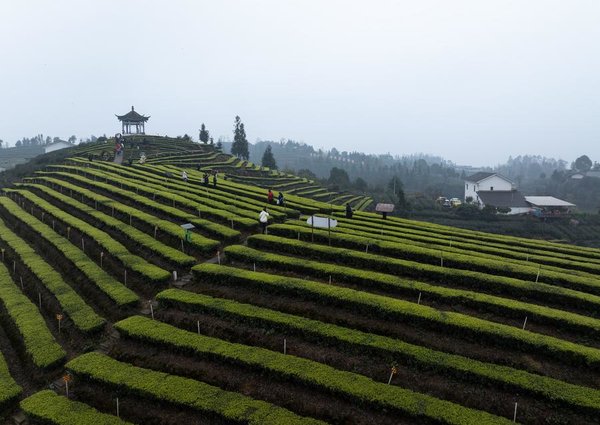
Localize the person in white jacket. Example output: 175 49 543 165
259 207 269 234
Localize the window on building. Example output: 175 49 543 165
490 186 494 191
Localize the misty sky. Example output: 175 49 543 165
1 1 599 166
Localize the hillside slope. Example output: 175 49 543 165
0 136 598 424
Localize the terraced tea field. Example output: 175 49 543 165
0 137 599 424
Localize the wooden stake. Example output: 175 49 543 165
52 220 55 231
1 249 4 261
417 292 422 305
67 227 71 239
116 397 119 418
65 380 69 398
100 252 104 268
81 237 85 251
13 260 16 273
513 402 518 423
197 320 200 335
329 275 332 284
38 292 42 309
150 302 154 320
440 251 444 267
284 338 287 355
217 251 221 265
365 244 369 253
154 226 158 239
253 263 256 272
522 316 528 330
124 270 127 285
535 265 541 283
387 370 394 385
20 276 23 289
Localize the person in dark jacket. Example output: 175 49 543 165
277 192 284 206
345 203 353 219
212 172 217 187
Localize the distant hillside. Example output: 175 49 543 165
0 145 45 170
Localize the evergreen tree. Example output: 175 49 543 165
261 145 278 169
231 116 249 160
199 123 210 144
215 139 223 151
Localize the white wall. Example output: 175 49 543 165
464 175 513 204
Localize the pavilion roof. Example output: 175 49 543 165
116 106 149 122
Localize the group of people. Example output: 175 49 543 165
180 170 218 187
267 189 284 207
258 189 285 235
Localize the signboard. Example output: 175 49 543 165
306 216 338 229
180 223 196 230
375 203 395 213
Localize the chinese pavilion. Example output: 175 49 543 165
116 106 149 134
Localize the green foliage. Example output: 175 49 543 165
66 352 324 425
0 194 137 306
261 145 278 170
267 223 600 302
269 224 600 313
327 167 350 189
48 162 248 237
199 123 210 144
574 155 593 172
192 263 600 368
325 214 600 277
0 350 21 409
157 287 600 413
21 184 197 266
231 116 249 160
20 390 132 425
0 194 170 283
0 216 105 332
0 262 65 368
114 316 510 425
349 209 600 260
47 163 259 230
229 240 600 336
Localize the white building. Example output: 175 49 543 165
44 141 73 154
464 172 514 204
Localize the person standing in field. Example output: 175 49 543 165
346 203 353 219
277 192 284 206
182 171 188 183
259 207 269 234
212 171 218 187
267 189 274 204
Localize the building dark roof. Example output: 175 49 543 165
477 190 529 208
116 106 149 122
465 172 496 183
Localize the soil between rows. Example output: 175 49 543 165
154 307 597 424
184 277 600 389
